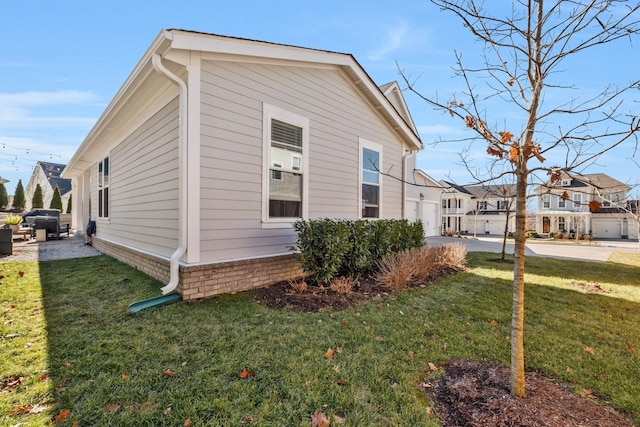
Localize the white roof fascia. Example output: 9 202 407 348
381 81 418 134
415 169 445 189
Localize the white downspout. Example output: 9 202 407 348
401 150 414 219
152 52 188 294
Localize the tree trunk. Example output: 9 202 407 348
511 170 528 397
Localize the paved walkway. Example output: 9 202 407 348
427 235 639 262
0 233 101 263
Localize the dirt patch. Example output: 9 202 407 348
423 359 634 427
572 282 612 294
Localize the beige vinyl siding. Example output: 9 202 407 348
199 59 405 262
97 98 180 257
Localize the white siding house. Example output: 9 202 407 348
62 30 423 300
438 182 516 236
535 172 638 239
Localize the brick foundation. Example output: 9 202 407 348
92 237 302 300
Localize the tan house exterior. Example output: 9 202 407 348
62 30 423 300
24 161 71 212
535 172 638 239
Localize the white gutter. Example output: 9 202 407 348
151 52 188 294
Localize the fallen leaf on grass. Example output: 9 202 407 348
37 373 48 382
584 346 595 355
18 271 24 277
63 362 72 368
239 368 255 379
164 369 176 377
428 362 438 371
341 321 348 328
325 348 334 360
10 404 33 415
426 406 433 417
121 373 129 380
489 319 499 327
336 379 347 386
184 418 193 426
2 375 23 391
311 411 330 427
627 343 636 352
104 403 120 412
54 409 71 423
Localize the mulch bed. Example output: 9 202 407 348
252 275 387 313
252 279 636 427
423 359 635 427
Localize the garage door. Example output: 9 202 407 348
421 201 439 237
592 218 620 238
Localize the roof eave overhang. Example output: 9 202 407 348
62 32 173 179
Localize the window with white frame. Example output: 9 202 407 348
263 104 309 223
360 139 382 218
98 156 109 218
542 194 550 209
573 193 582 209
558 195 566 208
477 201 487 211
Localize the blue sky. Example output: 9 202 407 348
1 0 638 195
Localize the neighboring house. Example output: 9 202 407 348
440 181 473 234
405 167 445 237
463 184 517 236
24 161 71 212
534 172 638 239
439 181 516 235
61 30 423 300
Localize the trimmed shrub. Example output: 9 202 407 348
292 218 424 284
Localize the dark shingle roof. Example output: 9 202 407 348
39 161 71 195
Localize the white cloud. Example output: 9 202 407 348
367 22 410 61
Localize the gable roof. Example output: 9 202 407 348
63 29 423 179
441 181 473 195
38 161 71 195
535 172 630 193
463 184 517 199
414 169 445 189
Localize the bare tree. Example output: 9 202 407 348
401 0 640 397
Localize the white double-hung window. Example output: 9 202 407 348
262 104 309 226
360 138 382 218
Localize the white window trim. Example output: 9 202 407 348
359 137 383 219
262 103 309 228
97 154 110 221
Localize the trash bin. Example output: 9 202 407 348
0 229 12 255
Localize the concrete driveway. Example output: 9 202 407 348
426 235 639 262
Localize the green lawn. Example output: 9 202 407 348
1 252 639 426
